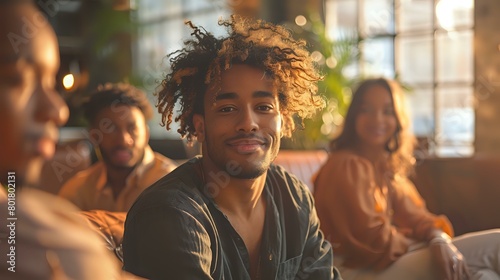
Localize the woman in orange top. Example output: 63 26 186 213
314 78 500 280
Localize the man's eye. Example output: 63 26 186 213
257 105 273 111
219 107 235 113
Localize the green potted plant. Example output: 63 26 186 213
281 14 360 150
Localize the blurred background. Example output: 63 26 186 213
40 0 499 157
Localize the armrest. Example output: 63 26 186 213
80 210 127 262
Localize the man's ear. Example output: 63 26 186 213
145 124 150 141
193 114 205 142
279 114 284 138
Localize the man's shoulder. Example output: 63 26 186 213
68 161 105 179
267 164 313 207
58 162 105 193
268 164 307 189
152 151 179 169
137 152 180 186
130 157 206 212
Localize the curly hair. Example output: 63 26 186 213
83 83 153 125
156 15 325 142
330 78 416 177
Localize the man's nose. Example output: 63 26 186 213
236 107 258 133
116 130 134 147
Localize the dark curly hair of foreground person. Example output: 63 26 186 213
156 15 326 142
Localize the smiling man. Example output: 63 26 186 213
59 83 177 211
122 16 340 279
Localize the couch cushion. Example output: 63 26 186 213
273 150 328 192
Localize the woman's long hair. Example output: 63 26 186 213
330 78 416 176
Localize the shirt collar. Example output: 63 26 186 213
130 145 155 180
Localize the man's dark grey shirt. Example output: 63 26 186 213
123 157 340 279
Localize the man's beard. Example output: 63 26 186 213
203 129 279 180
99 146 144 171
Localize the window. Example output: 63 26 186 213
133 0 230 138
325 0 475 157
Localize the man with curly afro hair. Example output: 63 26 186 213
123 15 340 280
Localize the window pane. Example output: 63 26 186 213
135 20 185 74
406 87 434 136
396 35 433 84
138 0 182 19
325 0 358 40
342 62 360 80
186 11 229 34
435 145 474 157
362 0 394 36
184 0 220 13
436 30 473 83
435 0 474 30
396 0 433 32
134 0 229 139
436 86 474 145
361 37 394 78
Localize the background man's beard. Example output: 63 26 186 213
100 147 145 171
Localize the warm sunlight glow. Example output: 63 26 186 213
295 15 307 26
311 51 324 63
326 57 338 69
62 74 75 90
436 0 473 31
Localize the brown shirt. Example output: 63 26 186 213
313 150 453 270
59 146 177 211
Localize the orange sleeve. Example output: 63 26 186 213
58 176 86 210
313 151 412 270
390 176 454 240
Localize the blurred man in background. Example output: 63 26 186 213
59 83 177 211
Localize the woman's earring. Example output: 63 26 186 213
95 146 103 161
386 134 398 153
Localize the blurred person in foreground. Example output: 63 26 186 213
0 0 132 278
59 83 177 211
314 78 500 280
123 15 340 279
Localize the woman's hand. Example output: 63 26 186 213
429 238 470 280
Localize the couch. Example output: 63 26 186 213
68 149 500 265
273 149 328 192
411 154 500 235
